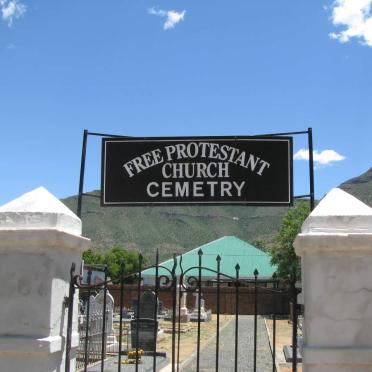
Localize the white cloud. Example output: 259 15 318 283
294 149 346 166
1 0 26 27
329 0 372 46
148 7 186 30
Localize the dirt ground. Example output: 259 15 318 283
265 318 302 372
156 314 233 364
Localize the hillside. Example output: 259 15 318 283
339 167 372 207
62 167 372 261
62 193 291 261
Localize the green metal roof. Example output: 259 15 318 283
142 236 277 279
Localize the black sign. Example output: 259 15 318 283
101 136 293 206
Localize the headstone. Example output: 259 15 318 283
87 295 99 316
283 345 303 363
84 295 100 336
178 286 190 322
138 290 157 319
131 291 158 351
95 290 116 345
192 292 200 311
131 319 158 351
190 292 211 322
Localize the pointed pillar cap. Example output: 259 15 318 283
0 187 82 236
301 188 372 234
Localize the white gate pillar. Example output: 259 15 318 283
294 188 372 372
0 187 90 372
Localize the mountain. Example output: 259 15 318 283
62 167 372 261
339 167 372 207
62 193 292 261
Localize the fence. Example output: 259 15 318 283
66 251 300 372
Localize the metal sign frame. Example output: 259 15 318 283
76 129 315 217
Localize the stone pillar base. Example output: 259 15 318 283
0 187 90 372
0 333 79 372
294 188 372 372
303 346 372 372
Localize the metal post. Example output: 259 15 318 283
177 288 182 372
292 279 298 372
171 255 177 372
118 263 125 371
77 129 88 218
272 273 278 372
177 255 185 372
84 269 92 372
100 268 108 372
65 263 76 372
196 249 203 372
177 255 184 372
308 127 315 211
135 255 143 372
234 264 240 372
216 255 221 372
273 312 277 372
153 250 159 372
253 269 259 372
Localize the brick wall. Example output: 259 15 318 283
106 284 291 315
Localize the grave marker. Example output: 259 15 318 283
131 291 158 351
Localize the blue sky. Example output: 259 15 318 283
0 0 371 206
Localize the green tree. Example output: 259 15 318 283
82 249 104 265
82 246 147 282
270 202 310 280
251 239 268 252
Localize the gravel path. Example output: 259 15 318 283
86 316 273 372
87 355 168 372
181 315 273 372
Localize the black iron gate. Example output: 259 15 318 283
65 249 300 372
65 128 313 371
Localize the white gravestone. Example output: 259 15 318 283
95 289 117 345
190 292 211 322
176 285 190 322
